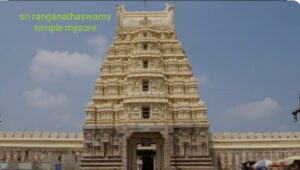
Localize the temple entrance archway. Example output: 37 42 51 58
127 132 164 170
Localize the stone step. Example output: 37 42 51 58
170 155 216 170
80 167 121 170
171 167 216 170
170 158 213 162
82 155 121 159
171 156 213 161
171 164 214 167
80 163 122 166
170 163 215 166
170 159 213 163
80 162 122 165
79 157 122 169
80 159 122 162
171 155 211 158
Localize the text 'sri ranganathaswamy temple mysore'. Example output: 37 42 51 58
0 4 300 170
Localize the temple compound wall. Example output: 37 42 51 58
211 132 300 170
0 131 82 170
0 131 299 170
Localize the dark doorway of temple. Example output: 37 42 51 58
137 150 155 170
127 132 163 170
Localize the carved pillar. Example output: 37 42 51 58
241 152 246 163
227 152 232 169
248 152 254 161
212 152 218 168
7 151 12 162
220 153 226 170
0 151 4 162
262 152 268 160
275 152 280 160
122 130 132 170
161 130 170 169
235 152 240 170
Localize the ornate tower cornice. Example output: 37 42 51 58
116 4 175 33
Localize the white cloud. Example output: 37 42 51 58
226 97 280 120
25 88 68 109
196 74 208 85
29 35 108 81
87 35 109 56
30 50 100 81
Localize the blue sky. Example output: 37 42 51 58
0 1 299 132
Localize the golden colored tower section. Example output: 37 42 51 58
84 4 208 128
81 4 215 170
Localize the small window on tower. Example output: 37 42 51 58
142 107 150 119
142 80 149 92
143 60 148 69
143 44 148 50
143 32 148 37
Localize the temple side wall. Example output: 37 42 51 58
0 131 83 170
0 131 299 169
210 132 300 170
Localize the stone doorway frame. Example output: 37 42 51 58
127 132 164 170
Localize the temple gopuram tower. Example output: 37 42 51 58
80 4 216 170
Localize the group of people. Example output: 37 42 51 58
241 160 300 170
287 160 300 170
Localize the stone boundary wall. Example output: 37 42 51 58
0 131 83 149
1 131 299 140
0 131 299 170
210 132 300 170
212 132 300 140
210 132 300 150
0 131 83 170
0 131 83 139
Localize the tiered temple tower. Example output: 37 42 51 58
80 4 215 170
